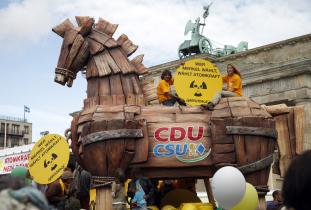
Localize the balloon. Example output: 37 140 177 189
211 166 246 209
11 166 32 185
231 183 259 210
161 205 177 210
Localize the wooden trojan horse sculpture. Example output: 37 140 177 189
53 16 277 210
53 16 147 209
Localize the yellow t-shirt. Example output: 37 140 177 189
157 79 174 103
222 73 242 96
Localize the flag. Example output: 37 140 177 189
24 106 30 113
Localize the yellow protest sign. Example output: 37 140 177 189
174 59 222 106
29 134 70 184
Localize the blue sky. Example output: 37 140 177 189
0 0 310 142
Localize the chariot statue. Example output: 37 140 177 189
178 3 213 59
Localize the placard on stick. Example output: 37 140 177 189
174 59 222 106
29 134 70 184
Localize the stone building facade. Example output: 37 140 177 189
0 116 32 149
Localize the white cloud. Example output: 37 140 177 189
0 0 310 65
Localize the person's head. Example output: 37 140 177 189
272 190 282 202
282 150 311 210
61 171 74 188
0 175 27 191
161 70 172 82
114 168 125 184
227 64 241 77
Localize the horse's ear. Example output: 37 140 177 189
52 18 74 37
75 16 94 36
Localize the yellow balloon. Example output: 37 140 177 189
231 183 258 210
148 205 160 210
161 205 177 210
179 203 197 210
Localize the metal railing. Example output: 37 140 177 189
0 115 27 123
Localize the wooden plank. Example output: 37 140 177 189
141 106 180 114
214 102 229 110
247 100 261 108
87 37 104 55
96 105 124 113
251 108 272 117
82 129 143 146
275 114 293 177
101 50 121 74
87 78 99 98
233 135 247 165
116 34 138 56
212 144 235 154
86 58 99 78
263 104 290 116
64 34 84 69
212 152 236 164
96 188 112 210
99 96 113 106
57 29 78 68
98 77 111 96
94 52 112 76
70 40 89 72
112 95 126 105
135 114 175 123
124 105 140 114
109 74 124 95
132 119 149 163
175 113 210 123
89 28 117 47
230 107 251 117
93 112 124 121
109 48 135 74
126 94 136 105
52 18 74 37
226 126 277 139
211 108 232 118
210 119 234 144
227 96 249 102
293 106 305 154
179 106 205 114
130 74 143 94
131 54 147 75
120 74 134 95
135 94 145 106
228 100 249 108
95 17 118 37
90 120 108 133
287 109 296 157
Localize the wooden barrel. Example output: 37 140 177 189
210 97 276 192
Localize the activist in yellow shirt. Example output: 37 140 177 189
222 64 242 96
157 70 186 106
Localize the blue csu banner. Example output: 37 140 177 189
152 124 211 163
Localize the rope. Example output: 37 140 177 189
92 176 114 188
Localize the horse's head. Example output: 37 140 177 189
52 17 94 87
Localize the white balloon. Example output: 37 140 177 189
211 166 246 209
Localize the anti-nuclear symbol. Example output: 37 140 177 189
190 80 207 97
44 153 58 171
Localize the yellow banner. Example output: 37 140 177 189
174 59 222 106
29 134 70 184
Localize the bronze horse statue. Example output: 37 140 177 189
53 17 276 200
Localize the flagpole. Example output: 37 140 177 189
24 106 25 122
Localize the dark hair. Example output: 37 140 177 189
272 190 280 198
161 70 172 80
282 150 311 210
227 64 241 77
114 168 126 184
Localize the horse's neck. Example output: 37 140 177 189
84 66 145 109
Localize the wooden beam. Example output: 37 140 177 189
226 126 277 139
82 129 143 146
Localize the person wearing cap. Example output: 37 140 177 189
45 171 75 208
